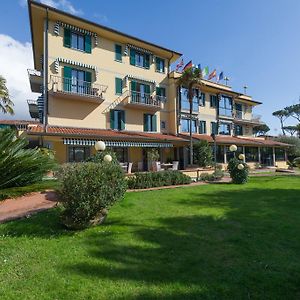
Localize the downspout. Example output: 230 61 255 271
43 7 49 133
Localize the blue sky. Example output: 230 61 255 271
1 0 300 133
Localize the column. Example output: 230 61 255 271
242 146 246 162
258 147 261 164
273 147 276 166
224 145 227 164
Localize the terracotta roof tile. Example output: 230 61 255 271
27 125 187 142
0 120 39 125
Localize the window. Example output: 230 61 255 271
199 92 206 106
235 103 243 119
130 49 150 69
210 95 218 108
245 147 259 162
211 122 218 134
110 110 125 130
199 121 206 134
68 146 91 162
180 87 198 111
215 145 225 163
181 118 197 133
275 148 285 161
161 121 166 129
156 87 166 100
115 77 123 95
63 66 92 94
115 44 122 62
64 28 91 53
155 57 165 73
234 124 243 136
144 114 157 132
111 147 128 163
219 122 231 135
219 95 233 117
131 81 151 104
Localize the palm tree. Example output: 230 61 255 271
0 75 14 115
177 67 202 165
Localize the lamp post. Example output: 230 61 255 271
94 140 112 162
229 144 237 158
211 133 217 173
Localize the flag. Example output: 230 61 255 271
202 66 209 78
197 64 201 70
183 60 192 71
217 71 224 82
176 59 184 71
208 69 217 80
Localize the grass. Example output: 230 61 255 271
0 176 300 299
0 180 60 201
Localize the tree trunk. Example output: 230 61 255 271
280 118 286 135
189 95 193 165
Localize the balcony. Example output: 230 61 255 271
123 91 165 111
27 100 39 119
233 113 264 125
50 75 108 104
28 69 42 93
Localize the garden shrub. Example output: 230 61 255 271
127 170 191 189
57 161 127 230
0 129 57 188
86 149 118 164
193 140 213 167
200 170 224 182
227 157 249 184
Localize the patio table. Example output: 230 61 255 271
161 163 173 170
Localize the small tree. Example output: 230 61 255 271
272 109 290 135
285 104 300 123
253 124 270 136
0 75 14 115
193 140 213 167
282 125 298 136
177 67 202 165
276 135 300 160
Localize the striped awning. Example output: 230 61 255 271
54 21 98 45
126 44 152 55
126 75 156 85
55 58 98 77
63 138 173 148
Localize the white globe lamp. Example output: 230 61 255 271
95 141 106 151
237 163 245 170
104 154 112 162
239 154 245 160
229 144 237 152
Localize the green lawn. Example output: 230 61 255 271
0 180 60 201
0 176 300 299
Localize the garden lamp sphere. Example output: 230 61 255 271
229 144 238 152
95 141 106 151
239 154 245 160
104 154 112 162
237 163 245 170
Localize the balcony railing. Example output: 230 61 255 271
27 100 39 119
126 91 166 108
50 75 108 100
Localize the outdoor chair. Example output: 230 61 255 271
172 161 179 170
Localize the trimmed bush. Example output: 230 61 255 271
127 170 191 189
57 161 127 230
0 129 57 188
193 140 213 167
200 169 224 182
227 157 249 184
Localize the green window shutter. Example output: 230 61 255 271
201 93 206 106
130 49 136 65
84 34 92 53
144 114 149 131
155 57 160 71
64 28 71 48
152 114 157 132
161 87 166 97
144 54 150 69
120 110 125 130
63 66 72 91
115 44 122 61
85 71 92 83
130 81 136 92
115 77 123 95
110 110 115 129
156 87 160 96
144 84 150 94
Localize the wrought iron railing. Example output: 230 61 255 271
50 75 108 99
128 91 165 107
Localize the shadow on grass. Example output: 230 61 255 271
0 208 73 238
64 187 300 299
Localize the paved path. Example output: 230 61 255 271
0 191 58 223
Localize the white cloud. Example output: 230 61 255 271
0 34 36 120
19 0 83 15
